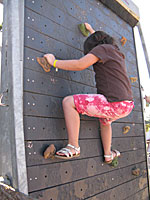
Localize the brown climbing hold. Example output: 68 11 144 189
123 126 130 134
44 144 56 159
130 77 137 83
120 36 127 46
132 167 140 176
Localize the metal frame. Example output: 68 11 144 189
0 0 28 194
133 24 150 195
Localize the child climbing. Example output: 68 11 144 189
37 23 134 165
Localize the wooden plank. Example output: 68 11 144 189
24 46 137 84
23 92 143 123
24 116 99 141
25 0 134 42
111 122 144 137
24 68 141 111
24 116 144 141
125 187 149 200
24 27 83 59
30 179 148 200
86 178 148 200
27 161 146 194
25 8 83 51
25 0 138 64
25 137 145 166
99 0 139 27
24 26 137 66
25 0 81 34
24 69 96 95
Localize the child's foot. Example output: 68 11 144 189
104 150 120 164
55 144 80 160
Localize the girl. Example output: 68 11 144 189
37 23 134 164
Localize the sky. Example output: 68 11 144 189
0 1 150 94
132 0 150 96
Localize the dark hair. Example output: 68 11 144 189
84 31 116 55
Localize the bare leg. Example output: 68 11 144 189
100 122 113 162
56 96 80 155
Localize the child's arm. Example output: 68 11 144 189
44 53 99 71
84 23 95 34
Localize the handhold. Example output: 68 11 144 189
37 57 51 72
123 126 130 134
130 77 137 83
120 36 127 46
132 167 140 176
78 23 90 37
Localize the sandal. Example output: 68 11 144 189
104 150 120 164
55 144 80 160
36 57 51 72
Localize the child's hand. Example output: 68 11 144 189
44 54 55 66
145 95 150 103
84 23 95 34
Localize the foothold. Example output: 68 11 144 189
132 167 140 176
44 144 56 159
120 36 127 46
78 23 90 37
56 68 58 72
110 157 119 167
123 125 130 134
130 77 137 83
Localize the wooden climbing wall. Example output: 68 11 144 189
23 0 149 199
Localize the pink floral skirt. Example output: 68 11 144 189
73 94 134 125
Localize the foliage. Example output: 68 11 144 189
146 123 150 132
0 23 2 31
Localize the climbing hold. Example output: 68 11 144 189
132 167 140 176
78 23 90 37
123 125 130 134
37 57 51 72
130 77 137 83
110 157 119 167
44 144 56 159
120 36 127 46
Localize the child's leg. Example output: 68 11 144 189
62 96 80 148
100 122 112 162
56 95 80 156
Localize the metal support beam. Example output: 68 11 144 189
137 22 150 77
0 0 28 195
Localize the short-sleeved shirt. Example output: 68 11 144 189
89 44 133 102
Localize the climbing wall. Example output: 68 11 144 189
24 0 149 199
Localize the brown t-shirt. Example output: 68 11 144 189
89 44 133 102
